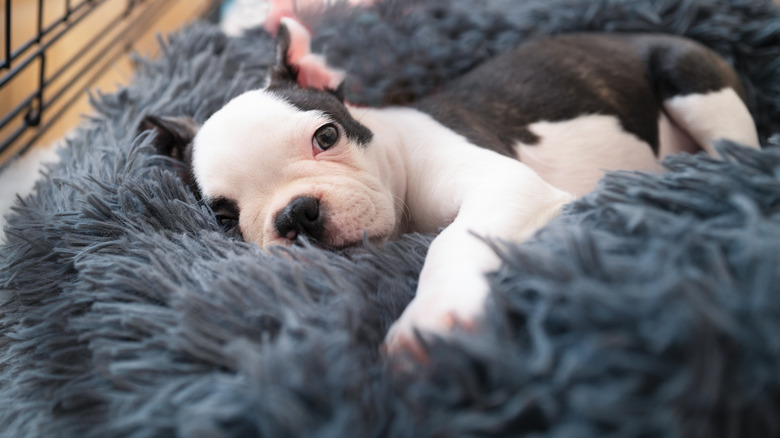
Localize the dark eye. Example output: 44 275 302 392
312 123 340 152
210 198 240 234
216 214 238 232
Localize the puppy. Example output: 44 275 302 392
141 18 759 355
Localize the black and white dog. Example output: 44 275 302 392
142 17 758 354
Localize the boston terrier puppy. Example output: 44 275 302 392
141 18 759 355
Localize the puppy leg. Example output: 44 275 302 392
516 114 665 197
634 34 760 154
384 147 573 356
663 89 759 155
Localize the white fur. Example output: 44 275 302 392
658 111 699 158
377 87 760 348
193 91 405 248
514 89 760 197
193 19 761 354
357 108 573 346
193 97 573 350
194 84 760 353
515 115 664 197
663 88 760 156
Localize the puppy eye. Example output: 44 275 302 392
312 123 340 153
215 214 239 232
210 198 240 234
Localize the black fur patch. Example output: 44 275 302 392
209 197 240 220
138 115 201 197
416 33 661 155
628 33 746 101
268 22 298 86
269 87 374 147
267 19 373 148
415 33 749 156
209 196 242 238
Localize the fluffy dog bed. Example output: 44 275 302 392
2 0 780 436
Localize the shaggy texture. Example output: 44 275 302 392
2 0 780 436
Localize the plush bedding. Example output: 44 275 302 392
2 0 780 436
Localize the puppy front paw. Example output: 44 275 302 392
383 288 485 361
382 224 499 362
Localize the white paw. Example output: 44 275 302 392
383 278 489 360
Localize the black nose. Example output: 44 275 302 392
274 196 324 242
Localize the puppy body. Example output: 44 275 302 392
414 32 758 196
143 21 759 352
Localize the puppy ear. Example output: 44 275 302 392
268 17 346 95
330 81 346 103
268 18 299 87
138 115 198 161
138 115 199 191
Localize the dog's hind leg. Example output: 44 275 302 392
662 89 759 156
636 35 760 156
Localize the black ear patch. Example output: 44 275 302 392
138 115 198 161
263 22 370 146
268 23 299 89
138 115 200 194
330 81 346 104
271 86 374 147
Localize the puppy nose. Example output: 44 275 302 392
274 196 324 242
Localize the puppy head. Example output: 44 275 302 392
141 18 400 249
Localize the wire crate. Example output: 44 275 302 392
0 0 219 167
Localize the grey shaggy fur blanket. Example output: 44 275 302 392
2 0 780 436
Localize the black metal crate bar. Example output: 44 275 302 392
0 0 218 166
